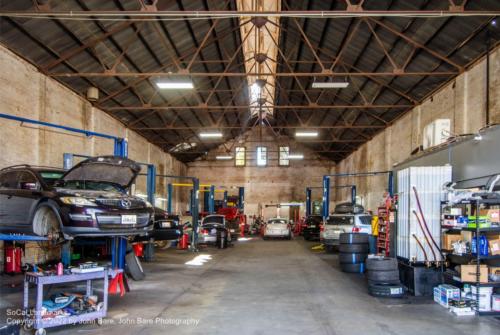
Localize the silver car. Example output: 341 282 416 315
321 213 372 247
263 218 292 240
198 214 233 244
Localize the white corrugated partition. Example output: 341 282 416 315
396 166 452 262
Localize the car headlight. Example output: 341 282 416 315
60 197 97 207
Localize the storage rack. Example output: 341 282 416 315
441 197 500 316
377 206 391 256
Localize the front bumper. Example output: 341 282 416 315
59 205 153 237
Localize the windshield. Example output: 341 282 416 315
327 216 354 225
39 171 64 186
59 180 124 193
203 216 224 225
268 219 288 224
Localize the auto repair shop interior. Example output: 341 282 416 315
0 1 500 335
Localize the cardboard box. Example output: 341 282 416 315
460 264 488 283
489 239 500 256
461 230 473 244
433 287 441 304
442 233 461 250
480 208 500 223
439 284 460 307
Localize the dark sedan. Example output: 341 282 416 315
136 208 182 243
302 215 323 241
0 156 154 240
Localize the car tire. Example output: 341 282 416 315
366 257 398 271
125 251 145 281
339 252 368 264
367 278 401 285
368 282 404 298
32 202 62 241
366 270 400 283
339 233 369 244
340 262 365 273
339 243 369 253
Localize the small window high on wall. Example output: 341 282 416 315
256 147 267 166
279 146 290 166
235 147 245 166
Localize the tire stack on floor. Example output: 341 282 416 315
366 257 405 298
338 233 369 273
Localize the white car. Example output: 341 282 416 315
263 218 292 240
321 213 372 248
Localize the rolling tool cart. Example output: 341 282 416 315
23 269 122 335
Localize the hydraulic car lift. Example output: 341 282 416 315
306 185 357 217
0 112 128 273
322 171 394 219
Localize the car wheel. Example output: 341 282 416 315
339 252 368 264
366 257 398 272
338 243 369 253
339 233 369 244
366 270 400 283
368 282 404 298
125 251 145 281
340 263 365 273
156 240 173 250
32 203 62 241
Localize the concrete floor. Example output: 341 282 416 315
1 237 499 335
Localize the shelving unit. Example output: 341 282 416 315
440 196 500 316
377 206 392 256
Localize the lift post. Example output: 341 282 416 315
322 171 393 219
162 176 200 250
307 185 355 219
305 188 312 217
209 185 215 214
223 190 228 208
238 187 245 212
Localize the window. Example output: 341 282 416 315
0 171 21 189
235 147 246 166
256 147 267 166
17 172 38 190
279 146 290 166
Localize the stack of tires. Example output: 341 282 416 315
338 233 369 273
366 257 404 298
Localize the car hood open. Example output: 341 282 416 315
62 156 141 189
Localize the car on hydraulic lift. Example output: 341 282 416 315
302 215 323 241
198 214 233 246
263 218 292 240
0 156 154 240
320 202 372 251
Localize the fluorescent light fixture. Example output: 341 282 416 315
311 81 349 89
199 132 223 138
156 81 194 89
216 155 233 160
288 154 304 160
295 131 318 137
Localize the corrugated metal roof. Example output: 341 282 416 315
0 0 498 162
